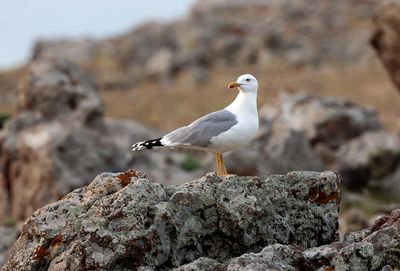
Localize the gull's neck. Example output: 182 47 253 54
225 91 258 115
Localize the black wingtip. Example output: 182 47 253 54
132 138 163 151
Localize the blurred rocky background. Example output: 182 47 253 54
1 0 400 269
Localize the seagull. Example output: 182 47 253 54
132 74 259 176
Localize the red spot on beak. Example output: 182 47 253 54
228 82 241 89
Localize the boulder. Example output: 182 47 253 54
3 170 341 270
32 39 101 65
225 244 313 271
182 209 400 270
371 0 400 93
173 257 224 271
336 130 400 192
271 93 381 150
303 209 400 270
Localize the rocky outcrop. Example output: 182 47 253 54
219 208 400 270
371 0 400 93
4 169 400 270
0 60 203 222
30 0 379 86
3 170 341 270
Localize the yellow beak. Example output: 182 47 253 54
228 82 241 89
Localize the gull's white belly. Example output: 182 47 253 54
209 116 258 153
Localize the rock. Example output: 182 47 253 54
305 209 400 270
16 60 103 123
32 39 102 64
273 93 381 150
2 170 341 270
336 130 400 191
0 60 203 222
145 48 174 78
369 165 400 202
225 244 314 271
173 257 224 271
179 208 400 270
371 0 400 93
0 226 19 268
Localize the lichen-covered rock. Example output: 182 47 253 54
177 209 400 271
225 244 313 271
3 170 340 270
173 257 224 271
304 209 400 271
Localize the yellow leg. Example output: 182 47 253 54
215 153 228 176
219 153 228 175
215 153 222 176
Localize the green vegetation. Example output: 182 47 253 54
0 114 10 129
180 155 201 172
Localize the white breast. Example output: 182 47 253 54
209 91 258 153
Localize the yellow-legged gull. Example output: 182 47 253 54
132 74 259 176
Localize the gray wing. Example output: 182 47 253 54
164 109 238 147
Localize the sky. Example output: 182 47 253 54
0 0 195 69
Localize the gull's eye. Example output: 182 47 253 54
246 78 251 82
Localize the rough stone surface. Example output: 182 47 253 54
371 0 400 93
173 257 224 271
304 209 400 271
184 209 400 270
0 226 19 268
3 170 340 270
225 244 313 271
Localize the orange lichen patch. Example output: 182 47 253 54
324 267 335 271
50 235 64 248
32 245 49 260
117 170 139 187
308 187 339 205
